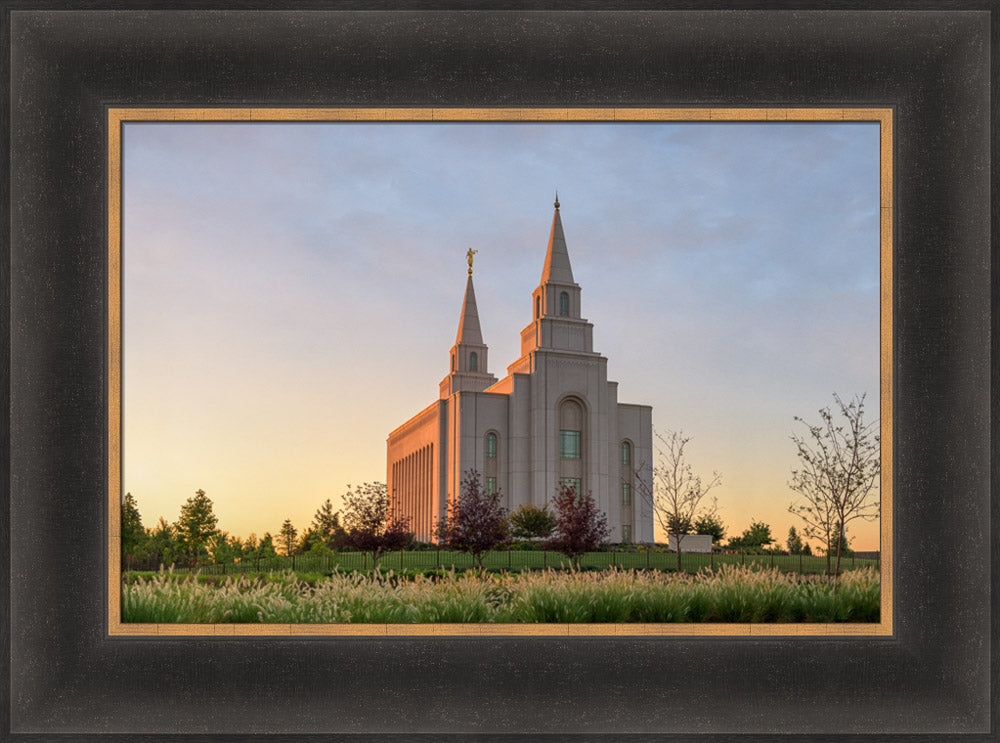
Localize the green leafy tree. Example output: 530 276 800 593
730 520 773 551
227 535 246 561
342 482 413 569
208 531 237 564
508 503 556 540
278 519 299 557
635 431 721 572
786 526 805 555
789 393 880 580
146 517 180 567
546 483 610 569
174 489 219 566
693 508 726 546
121 492 147 566
257 533 278 560
436 470 511 568
244 533 260 557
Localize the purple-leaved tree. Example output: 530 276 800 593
436 470 510 569
546 483 610 570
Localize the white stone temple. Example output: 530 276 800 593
386 197 653 543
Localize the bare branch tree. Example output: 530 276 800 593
634 430 721 572
788 393 880 582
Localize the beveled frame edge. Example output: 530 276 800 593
107 106 893 638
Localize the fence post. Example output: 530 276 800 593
508 549 512 569
543 551 547 569
799 552 803 574
400 549 404 570
436 547 440 568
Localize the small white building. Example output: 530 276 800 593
668 535 714 553
387 198 654 543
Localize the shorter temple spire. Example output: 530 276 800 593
441 255 497 397
455 274 484 346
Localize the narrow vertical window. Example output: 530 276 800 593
621 441 631 465
622 525 632 544
622 483 631 506
535 296 541 319
559 291 569 316
485 476 497 494
485 432 497 458
559 477 582 494
469 351 478 371
559 430 581 458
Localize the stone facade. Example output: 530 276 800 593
387 199 654 543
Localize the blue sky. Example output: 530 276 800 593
123 120 881 549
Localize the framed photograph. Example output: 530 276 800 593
7 5 993 740
110 106 892 639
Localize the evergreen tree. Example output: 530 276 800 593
121 492 146 565
278 519 299 556
174 489 219 566
786 526 805 555
310 499 346 548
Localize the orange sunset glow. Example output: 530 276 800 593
122 120 882 552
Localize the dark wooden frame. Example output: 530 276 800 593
5 4 994 739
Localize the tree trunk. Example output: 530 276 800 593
833 538 843 591
674 534 682 573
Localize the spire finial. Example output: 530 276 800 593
554 191 560 209
466 248 478 276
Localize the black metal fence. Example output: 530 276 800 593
124 548 880 577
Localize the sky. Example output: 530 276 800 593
122 120 882 550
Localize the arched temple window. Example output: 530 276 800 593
469 352 478 371
559 291 569 316
558 398 585 496
559 398 583 459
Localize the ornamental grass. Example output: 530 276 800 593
122 564 880 624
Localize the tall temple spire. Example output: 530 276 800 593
540 195 575 284
519 196 594 357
